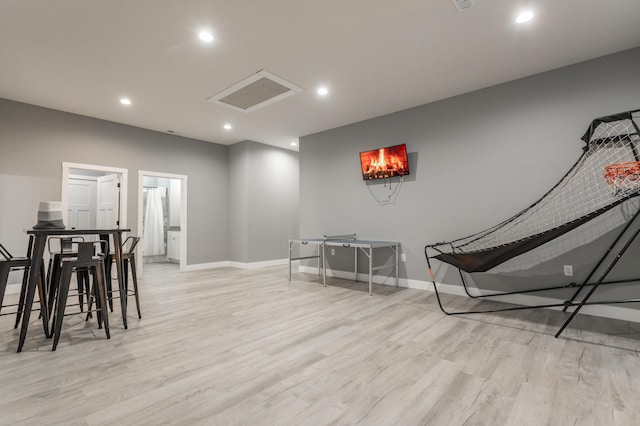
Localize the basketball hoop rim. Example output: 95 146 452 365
604 161 640 187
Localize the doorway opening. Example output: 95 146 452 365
61 162 128 230
137 171 187 275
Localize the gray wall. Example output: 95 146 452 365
299 47 640 291
228 142 251 262
1 98 297 268
228 140 299 263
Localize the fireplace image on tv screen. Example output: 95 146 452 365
359 144 409 180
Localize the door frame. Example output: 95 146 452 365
138 170 188 274
61 162 128 229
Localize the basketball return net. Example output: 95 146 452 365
424 109 640 337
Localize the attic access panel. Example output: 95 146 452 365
207 70 303 113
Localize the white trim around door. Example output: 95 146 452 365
138 170 188 274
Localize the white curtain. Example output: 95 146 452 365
143 188 165 255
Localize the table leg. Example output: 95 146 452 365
368 247 373 296
395 245 399 287
17 235 48 352
96 262 110 339
354 247 358 282
36 264 49 337
288 241 292 281
322 244 326 287
112 232 128 329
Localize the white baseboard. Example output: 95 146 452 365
185 258 288 272
184 261 232 271
227 258 289 270
298 265 640 323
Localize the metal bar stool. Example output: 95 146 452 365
51 240 110 351
1 237 48 330
104 236 142 319
46 236 90 317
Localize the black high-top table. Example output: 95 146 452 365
17 228 130 352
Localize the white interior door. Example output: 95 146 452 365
97 174 120 228
67 177 96 229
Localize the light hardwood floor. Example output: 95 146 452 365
1 264 640 425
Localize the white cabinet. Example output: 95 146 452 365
167 230 180 262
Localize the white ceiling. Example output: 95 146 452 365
1 1 639 151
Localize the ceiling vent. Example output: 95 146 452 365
451 0 473 11
207 70 303 113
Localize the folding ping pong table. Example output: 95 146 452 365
288 234 400 295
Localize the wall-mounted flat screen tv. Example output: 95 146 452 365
359 143 409 180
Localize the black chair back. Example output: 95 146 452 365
0 242 13 260
122 237 140 255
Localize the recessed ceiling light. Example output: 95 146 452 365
120 98 132 105
515 11 534 23
317 86 329 96
223 123 232 130
199 31 214 42
290 141 297 147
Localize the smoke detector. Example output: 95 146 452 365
208 70 303 113
451 0 473 11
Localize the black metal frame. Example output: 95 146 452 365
425 203 640 338
424 110 640 338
